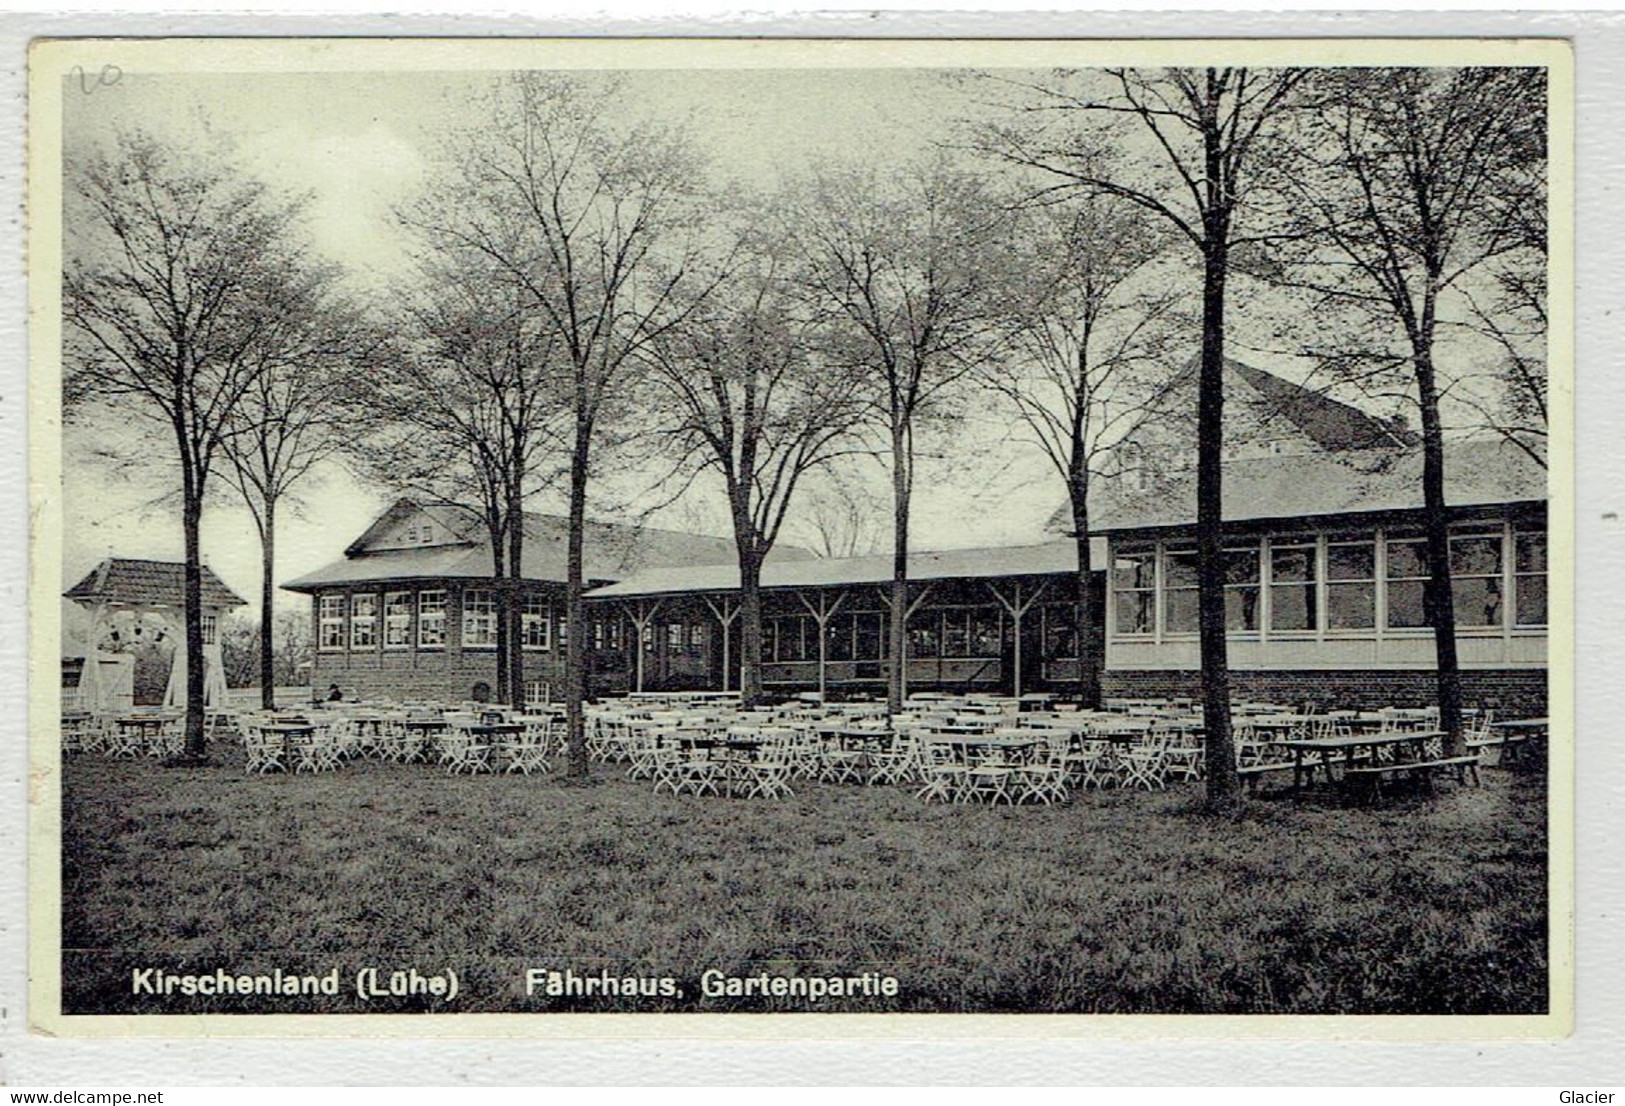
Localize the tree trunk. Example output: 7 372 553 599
887 421 910 714
1197 239 1239 815
507 489 526 709
489 528 509 705
738 548 765 707
1415 344 1465 755
180 467 207 762
565 415 591 778
258 500 276 711
1069 484 1102 710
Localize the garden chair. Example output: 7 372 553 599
1064 737 1114 790
242 723 286 775
914 740 966 804
441 716 494 776
1118 731 1170 791
1014 733 1070 805
1161 731 1204 783
670 741 723 797
962 744 1018 805
869 729 918 786
818 732 869 785
739 735 795 800
503 728 551 776
290 730 327 774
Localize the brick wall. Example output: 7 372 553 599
312 651 570 704
1099 668 1548 717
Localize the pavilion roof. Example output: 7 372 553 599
587 538 1100 600
64 558 247 610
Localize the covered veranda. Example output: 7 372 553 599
583 539 1105 701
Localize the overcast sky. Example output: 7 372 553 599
59 65 1524 620
60 67 1068 616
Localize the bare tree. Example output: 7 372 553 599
1457 226 1548 469
1287 66 1546 755
790 468 889 560
642 218 866 705
352 263 567 708
218 290 367 710
976 66 1307 814
406 73 708 775
982 197 1184 707
793 157 1011 713
64 128 329 761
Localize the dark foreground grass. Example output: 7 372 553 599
60 752 1548 1015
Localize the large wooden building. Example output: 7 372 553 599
282 499 813 703
285 363 1550 715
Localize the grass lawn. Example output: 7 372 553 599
60 750 1548 1015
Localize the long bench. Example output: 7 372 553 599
1235 760 1299 792
1344 754 1481 800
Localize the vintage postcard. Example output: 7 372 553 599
27 36 1573 1038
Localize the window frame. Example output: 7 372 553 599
318 594 346 652
1513 527 1547 629
417 589 447 650
349 593 379 650
383 590 413 650
461 588 497 649
521 594 551 652
1111 546 1158 638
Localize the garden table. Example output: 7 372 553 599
1282 730 1440 791
1484 718 1549 768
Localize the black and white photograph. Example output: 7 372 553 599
29 37 1570 1030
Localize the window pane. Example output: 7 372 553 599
908 611 941 656
1450 535 1502 576
1163 550 1198 588
1516 574 1547 627
827 615 854 661
1115 592 1154 635
970 612 1001 655
1327 543 1374 581
1225 587 1260 631
1271 584 1316 631
385 592 413 647
1113 551 1156 590
855 613 887 660
418 592 446 647
1386 540 1427 580
1271 546 1315 584
1224 549 1260 586
1386 580 1426 628
1164 588 1199 634
781 620 803 662
463 589 495 647
1515 532 1547 574
942 612 969 657
1046 609 1079 656
1327 582 1375 629
1453 577 1503 628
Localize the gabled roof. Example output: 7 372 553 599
343 500 483 556
587 538 1108 599
1079 438 1546 535
1224 360 1417 452
65 558 247 609
283 499 816 593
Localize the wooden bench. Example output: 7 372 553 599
1467 733 1537 767
1344 754 1481 799
1235 761 1299 792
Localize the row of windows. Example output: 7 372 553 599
765 607 1092 664
1111 523 1546 639
318 590 570 653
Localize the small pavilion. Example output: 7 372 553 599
64 558 246 714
